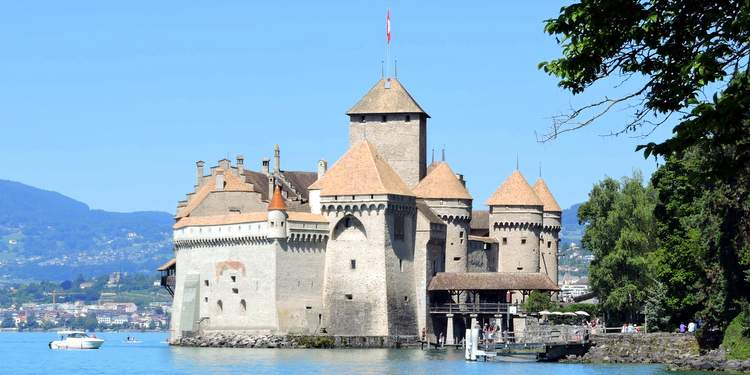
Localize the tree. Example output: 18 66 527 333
539 0 750 141
578 171 657 324
524 291 553 313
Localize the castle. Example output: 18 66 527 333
162 76 561 343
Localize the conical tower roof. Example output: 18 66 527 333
309 141 414 197
268 185 287 211
347 78 429 117
486 170 543 206
533 178 562 212
413 162 472 200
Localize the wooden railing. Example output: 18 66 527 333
161 275 175 297
429 302 521 314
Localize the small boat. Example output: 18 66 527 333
49 331 104 350
123 336 142 344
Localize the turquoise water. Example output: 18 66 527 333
1 332 698 375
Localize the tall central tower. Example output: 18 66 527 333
348 77 428 188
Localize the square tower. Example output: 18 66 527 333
348 78 428 188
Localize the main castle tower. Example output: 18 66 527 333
347 77 428 188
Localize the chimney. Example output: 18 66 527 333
455 173 466 187
268 176 275 201
274 144 280 174
317 160 328 179
196 160 205 186
236 155 245 175
261 158 270 175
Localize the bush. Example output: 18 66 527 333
722 307 750 360
294 335 335 348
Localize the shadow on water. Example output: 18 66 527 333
0 332 705 375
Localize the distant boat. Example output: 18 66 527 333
49 331 104 350
123 336 142 344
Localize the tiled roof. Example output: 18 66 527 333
428 272 560 291
471 210 489 231
486 170 543 207
287 212 328 223
157 258 176 271
347 78 429 116
413 162 472 200
173 212 268 229
309 141 414 197
533 178 562 212
268 186 287 211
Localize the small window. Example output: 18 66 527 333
360 115 365 123
229 207 241 214
381 115 387 122
345 294 353 300
399 259 403 272
547 241 552 248
517 266 523 271
502 238 508 245
351 195 355 200
217 300 223 312
521 238 527 244
240 299 247 312
204 297 208 303
350 259 356 269
204 280 209 287
306 306 312 310
453 257 461 261
345 217 352 228
230 276 236 282
404 296 409 302
405 115 411 122
395 215 405 240
459 231 464 238
232 288 239 294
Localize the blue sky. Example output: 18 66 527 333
0 1 672 213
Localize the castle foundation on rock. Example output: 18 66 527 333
162 76 562 344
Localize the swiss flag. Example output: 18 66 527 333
386 9 391 44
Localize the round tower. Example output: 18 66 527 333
267 185 288 240
486 170 543 273
534 178 562 284
413 162 472 273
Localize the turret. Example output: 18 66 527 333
413 162 472 273
534 178 562 284
267 185 288 240
486 170 543 273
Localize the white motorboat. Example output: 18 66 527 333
49 331 104 350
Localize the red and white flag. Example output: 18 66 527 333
386 9 391 44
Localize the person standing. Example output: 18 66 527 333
679 323 687 333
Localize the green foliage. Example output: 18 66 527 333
540 0 750 138
578 171 657 324
722 305 750 360
294 336 335 348
524 291 553 313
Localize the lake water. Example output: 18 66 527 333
1 332 702 375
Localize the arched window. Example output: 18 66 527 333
240 299 247 313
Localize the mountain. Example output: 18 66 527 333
560 203 583 247
0 179 173 281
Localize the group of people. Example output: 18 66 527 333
679 320 700 333
479 322 501 343
620 323 642 333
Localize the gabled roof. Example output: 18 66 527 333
428 272 559 291
347 78 429 117
268 185 287 211
533 178 562 212
157 258 176 271
413 162 472 200
308 141 414 197
486 170 543 207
